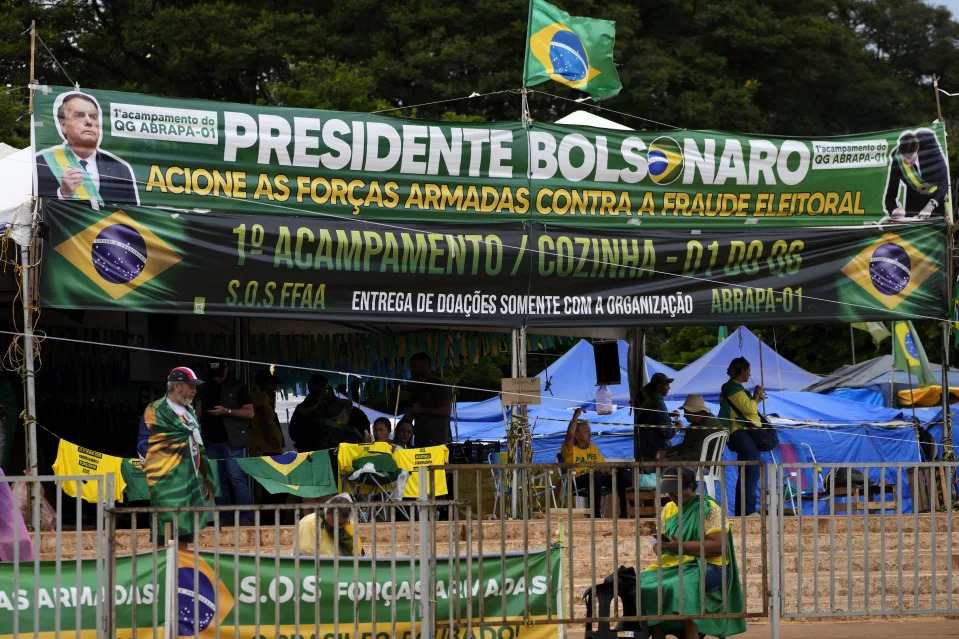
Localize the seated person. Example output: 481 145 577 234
560 408 612 518
634 373 680 463
640 467 745 639
295 494 365 556
391 419 414 449
659 394 725 462
371 417 394 448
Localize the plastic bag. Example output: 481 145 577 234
14 480 57 532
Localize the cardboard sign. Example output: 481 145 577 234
501 377 542 405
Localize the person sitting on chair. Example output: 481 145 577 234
640 467 746 639
391 419 413 449
659 394 725 462
560 408 612 518
371 417 394 448
295 494 365 557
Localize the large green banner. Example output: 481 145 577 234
172 548 563 638
0 548 562 638
0 553 165 638
33 85 951 227
41 200 948 324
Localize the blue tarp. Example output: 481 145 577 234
534 339 676 411
666 326 820 402
527 420 921 514
824 388 884 406
453 339 675 442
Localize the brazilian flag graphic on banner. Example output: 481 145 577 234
44 201 189 309
524 0 622 101
837 228 942 321
176 549 235 637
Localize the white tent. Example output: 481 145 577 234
0 144 33 246
555 110 632 130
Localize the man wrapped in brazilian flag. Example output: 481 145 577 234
142 367 216 543
641 467 746 638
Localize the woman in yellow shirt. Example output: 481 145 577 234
641 467 745 639
717 357 766 516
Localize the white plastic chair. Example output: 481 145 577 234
530 468 558 511
697 431 729 499
556 453 592 510
488 452 506 517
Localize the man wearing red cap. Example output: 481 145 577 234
142 367 216 545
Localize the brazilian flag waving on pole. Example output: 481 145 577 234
523 0 622 101
892 321 937 387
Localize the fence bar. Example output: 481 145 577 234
769 464 780 639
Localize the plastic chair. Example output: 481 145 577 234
697 430 729 499
488 452 506 518
770 442 826 515
346 452 401 522
556 453 591 511
529 468 558 512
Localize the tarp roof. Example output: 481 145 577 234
665 326 819 401
803 354 959 406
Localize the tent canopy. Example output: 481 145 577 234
803 354 959 406
453 339 676 441
0 145 33 246
665 326 819 402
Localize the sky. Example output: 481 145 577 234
929 0 959 17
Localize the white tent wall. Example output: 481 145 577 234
0 146 34 247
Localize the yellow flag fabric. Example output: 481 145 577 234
52 439 127 503
393 445 449 498
897 385 959 407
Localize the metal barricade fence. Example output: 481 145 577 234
769 461 959 624
104 498 459 639
0 472 114 638
433 460 769 635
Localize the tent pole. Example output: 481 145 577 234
20 238 38 476
640 328 648 387
509 328 519 518
890 362 896 409
24 21 38 477
850 325 856 365
943 321 953 461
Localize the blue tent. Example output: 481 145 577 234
453 339 676 442
805 354 959 407
534 339 676 412
666 326 819 402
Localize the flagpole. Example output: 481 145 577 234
758 332 767 415
850 325 857 365
941 321 953 462
521 0 534 128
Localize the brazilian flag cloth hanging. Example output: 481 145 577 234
237 452 337 498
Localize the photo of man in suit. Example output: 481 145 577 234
882 128 949 222
35 92 140 207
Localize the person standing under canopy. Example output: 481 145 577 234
142 367 216 546
718 357 765 516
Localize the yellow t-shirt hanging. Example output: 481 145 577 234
393 445 449 498
52 439 127 503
